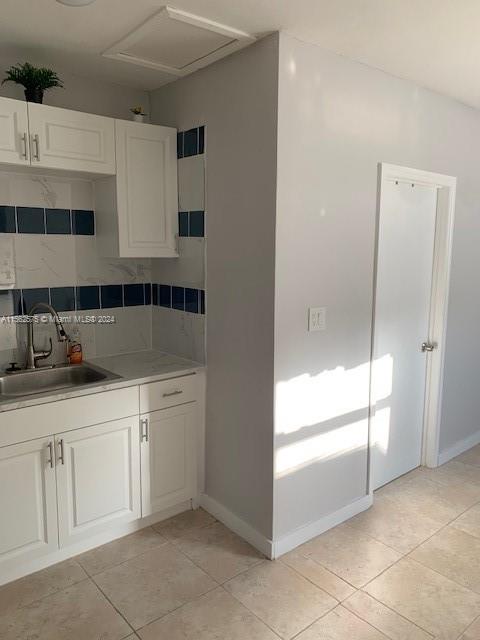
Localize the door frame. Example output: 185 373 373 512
368 163 457 491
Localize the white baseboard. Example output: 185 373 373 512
199 493 273 558
437 430 480 466
199 492 374 561
0 500 191 587
272 494 373 559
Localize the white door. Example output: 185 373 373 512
27 103 115 174
0 437 58 573
56 418 140 547
371 179 438 489
0 97 30 165
115 120 178 257
140 404 196 516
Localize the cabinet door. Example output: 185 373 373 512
56 417 140 547
115 120 178 257
140 404 196 516
0 437 58 572
27 103 115 174
0 97 30 165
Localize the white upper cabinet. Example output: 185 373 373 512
27 103 115 174
115 120 178 257
0 97 30 165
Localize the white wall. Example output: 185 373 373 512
150 35 279 539
273 32 480 538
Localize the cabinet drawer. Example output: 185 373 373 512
140 375 197 413
0 386 138 448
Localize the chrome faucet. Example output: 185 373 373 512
25 303 69 370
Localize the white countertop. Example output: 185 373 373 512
0 350 203 413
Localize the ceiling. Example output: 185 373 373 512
2 0 480 108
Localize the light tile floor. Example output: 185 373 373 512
3 446 480 639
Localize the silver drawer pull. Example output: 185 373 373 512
163 390 183 397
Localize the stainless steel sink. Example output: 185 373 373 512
0 363 121 399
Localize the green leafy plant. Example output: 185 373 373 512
2 63 63 102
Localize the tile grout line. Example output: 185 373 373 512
88 574 137 636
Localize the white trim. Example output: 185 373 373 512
0 500 191 587
199 493 273 559
272 494 373 559
369 163 456 490
438 429 480 466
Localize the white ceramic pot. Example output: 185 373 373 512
132 114 146 123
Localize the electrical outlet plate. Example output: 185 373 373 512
308 307 326 332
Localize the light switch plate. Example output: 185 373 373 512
308 307 326 332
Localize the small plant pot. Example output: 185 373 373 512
24 88 44 104
132 114 147 123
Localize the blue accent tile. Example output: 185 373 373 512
101 284 122 308
0 206 16 233
16 207 45 234
76 286 100 310
198 126 205 154
144 283 151 305
159 284 171 308
23 288 50 314
50 286 75 312
12 289 24 315
185 288 199 313
177 131 184 159
72 210 95 235
124 283 144 306
172 286 185 311
46 209 71 234
152 283 158 306
183 128 198 157
200 290 205 315
178 211 189 237
189 211 204 237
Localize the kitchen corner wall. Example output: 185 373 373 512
151 125 206 364
0 171 152 369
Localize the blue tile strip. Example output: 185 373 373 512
153 283 205 314
7 283 205 315
178 211 205 238
0 206 95 235
177 126 205 159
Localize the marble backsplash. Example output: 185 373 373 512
0 170 153 369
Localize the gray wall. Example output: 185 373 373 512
273 33 480 538
0 61 149 120
150 35 279 539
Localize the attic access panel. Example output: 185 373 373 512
103 6 256 79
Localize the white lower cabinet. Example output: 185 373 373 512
0 437 58 571
140 403 197 516
0 377 201 584
56 417 141 547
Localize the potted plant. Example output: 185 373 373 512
130 106 148 123
2 62 63 104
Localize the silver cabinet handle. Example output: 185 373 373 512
421 342 435 352
21 132 28 159
57 438 65 465
31 134 40 161
140 418 149 442
46 441 54 468
163 390 183 397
